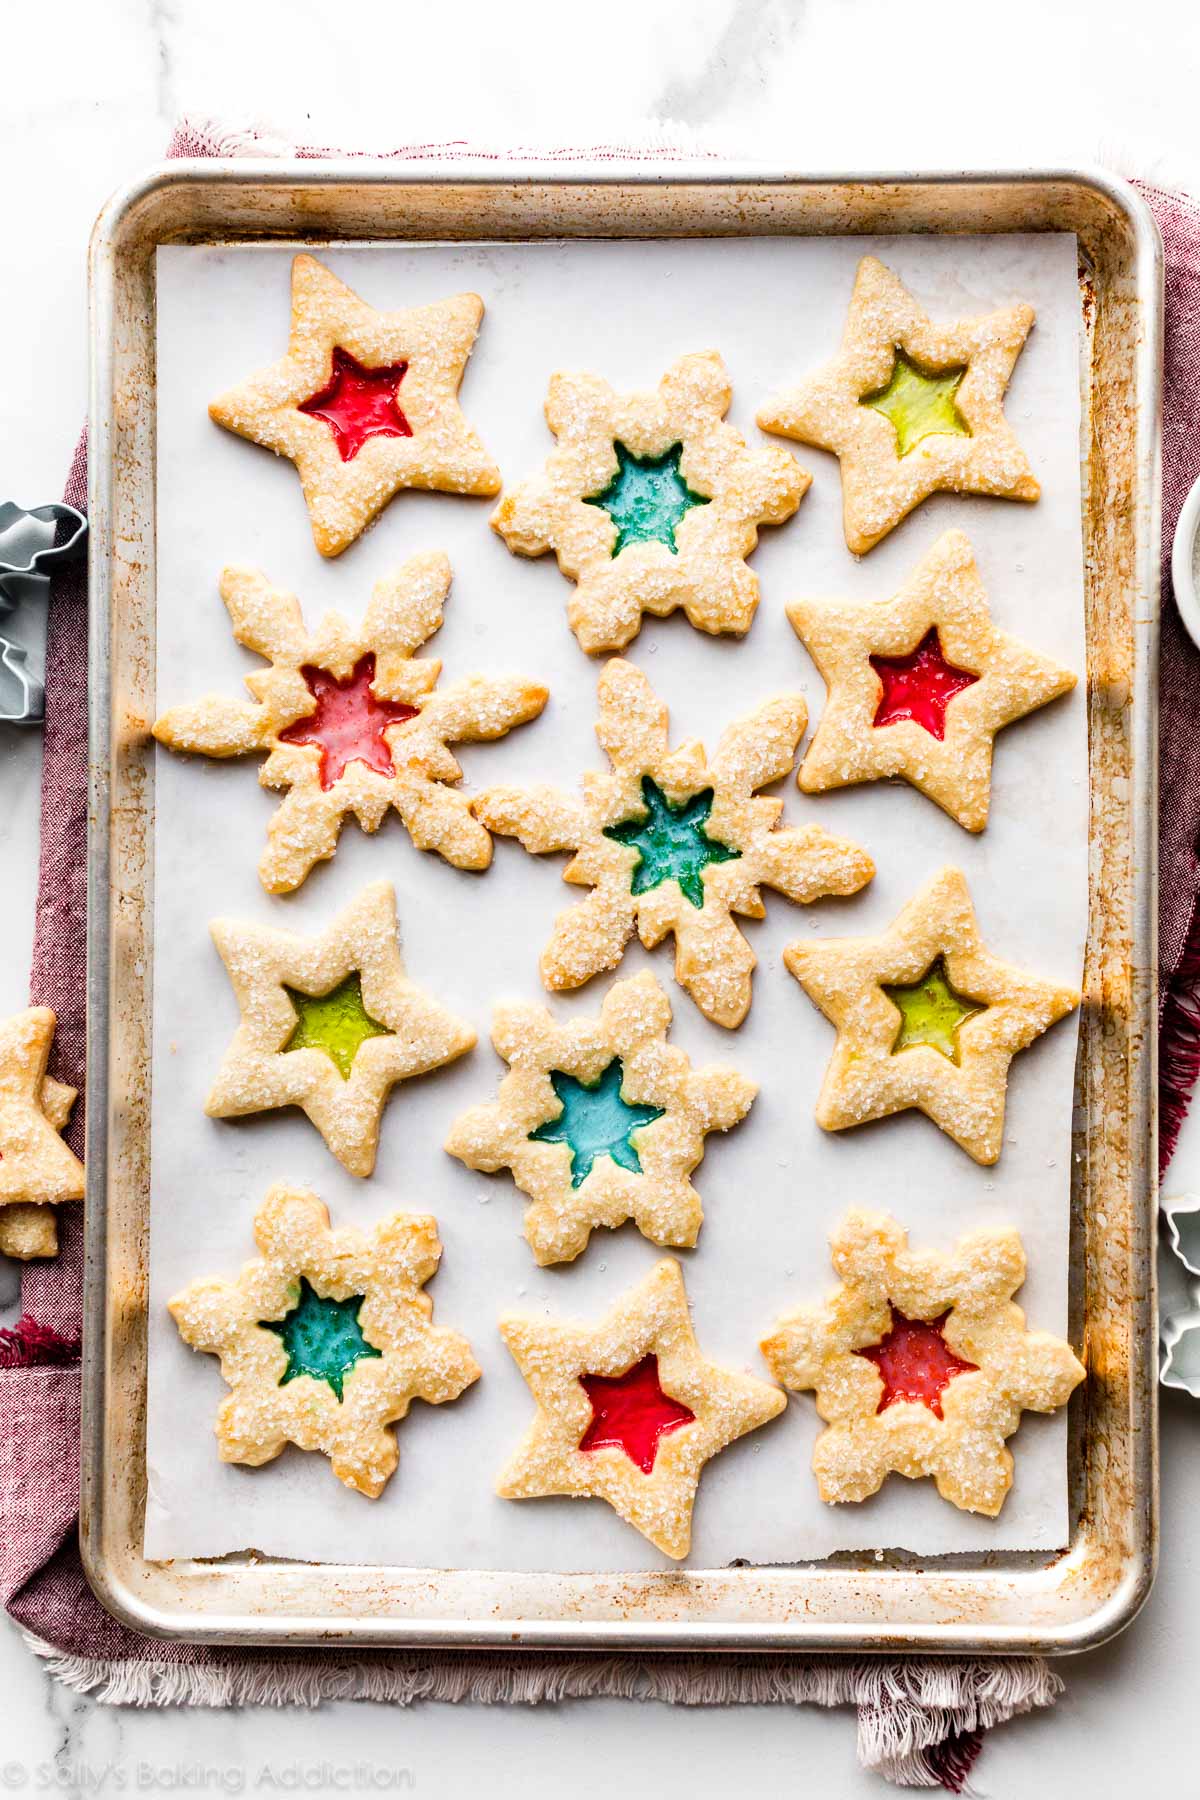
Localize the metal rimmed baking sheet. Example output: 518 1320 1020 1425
83 163 1161 1651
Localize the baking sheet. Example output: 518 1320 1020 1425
145 233 1086 1568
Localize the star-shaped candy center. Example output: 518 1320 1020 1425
297 346 412 462
262 1277 382 1402
282 971 393 1080
585 442 709 556
862 350 971 459
578 1354 696 1473
527 1058 665 1189
604 776 741 909
882 957 986 1065
870 628 979 742
855 1306 978 1419
277 653 419 791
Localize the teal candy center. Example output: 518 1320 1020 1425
585 441 709 555
604 776 741 909
282 971 392 1081
862 350 971 459
262 1277 382 1402
528 1058 665 1188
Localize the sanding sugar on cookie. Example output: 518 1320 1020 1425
209 254 501 557
758 256 1039 554
151 552 547 894
761 1209 1084 1515
472 658 874 1028
492 350 810 652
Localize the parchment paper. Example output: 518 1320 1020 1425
145 233 1086 1568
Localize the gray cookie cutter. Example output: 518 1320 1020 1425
1160 1192 1200 1395
0 501 87 723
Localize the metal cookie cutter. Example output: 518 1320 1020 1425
0 501 87 723
1160 1192 1200 1395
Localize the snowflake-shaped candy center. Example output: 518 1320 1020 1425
528 1058 665 1189
585 441 710 555
262 1277 382 1402
605 777 741 909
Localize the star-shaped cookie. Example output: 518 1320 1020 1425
788 530 1077 831
209 254 501 557
492 350 810 652
205 881 475 1177
785 866 1079 1163
0 1007 84 1260
757 256 1040 554
445 970 757 1265
497 1258 785 1558
152 552 548 894
473 659 874 1028
169 1183 480 1497
760 1209 1084 1514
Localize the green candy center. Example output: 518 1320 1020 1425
883 957 986 1065
585 441 709 555
529 1058 665 1189
262 1277 381 1402
282 971 392 1081
604 776 740 909
862 350 971 459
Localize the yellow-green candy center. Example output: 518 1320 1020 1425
862 350 971 459
283 971 391 1080
883 957 986 1064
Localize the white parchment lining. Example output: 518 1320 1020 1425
145 233 1086 1569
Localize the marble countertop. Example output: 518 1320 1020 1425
2 0 1198 1791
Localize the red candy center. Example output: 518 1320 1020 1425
870 628 978 741
855 1308 978 1419
578 1355 696 1475
298 347 412 462
278 653 418 791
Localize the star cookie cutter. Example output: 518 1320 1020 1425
1160 1191 1200 1395
0 502 87 724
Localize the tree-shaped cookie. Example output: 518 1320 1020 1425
760 1209 1084 1515
0 1007 84 1260
497 1258 785 1558
785 866 1079 1164
152 552 548 893
758 256 1039 553
445 970 756 1264
788 530 1076 831
169 1183 480 1497
473 659 874 1027
205 881 475 1178
209 254 501 557
492 351 810 652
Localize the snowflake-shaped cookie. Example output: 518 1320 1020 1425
758 256 1039 554
445 970 756 1265
206 881 475 1178
473 659 874 1028
760 1209 1084 1514
168 1183 480 1498
789 530 1077 831
785 866 1079 1164
497 1257 785 1558
152 552 548 894
0 1007 84 1260
492 350 811 652
209 254 501 557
